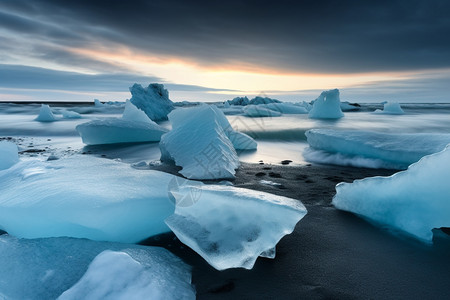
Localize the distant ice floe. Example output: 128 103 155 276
60 110 82 119
165 185 307 270
305 129 450 169
0 141 19 170
130 83 174 121
340 101 361 112
0 235 194 300
373 101 405 115
333 145 450 243
259 102 309 114
308 89 344 119
161 104 256 180
225 96 281 106
243 105 282 117
35 104 57 122
76 100 168 145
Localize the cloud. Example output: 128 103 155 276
1 0 450 74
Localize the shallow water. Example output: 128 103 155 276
1 102 450 166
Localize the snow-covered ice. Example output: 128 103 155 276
166 185 307 270
0 141 19 170
0 156 175 242
333 145 450 242
59 250 195 300
130 83 174 121
76 100 168 145
373 101 405 115
161 105 256 179
244 105 282 117
35 104 57 122
0 235 194 300
305 129 450 169
308 89 344 119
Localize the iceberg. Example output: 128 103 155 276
161 105 256 179
340 101 361 112
0 235 194 300
59 250 195 300
130 83 174 121
225 96 281 106
259 103 308 114
0 156 175 242
244 105 282 117
308 89 344 119
166 184 307 270
305 129 450 169
35 104 57 122
60 110 82 119
373 101 405 115
333 145 450 243
225 96 250 106
0 141 19 170
76 100 168 145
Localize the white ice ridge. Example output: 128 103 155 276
0 141 19 170
308 89 344 119
243 105 282 117
373 101 405 115
0 235 194 300
160 105 256 180
333 145 450 243
59 250 195 300
35 104 57 122
129 83 174 121
166 185 307 270
0 156 176 243
76 100 168 145
305 129 450 169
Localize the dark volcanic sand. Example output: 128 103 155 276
142 162 450 300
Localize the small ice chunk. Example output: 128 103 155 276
259 103 308 114
0 141 19 170
94 99 104 107
244 105 282 117
61 110 82 119
165 185 307 270
308 89 344 119
373 101 405 115
333 145 450 243
130 83 174 121
122 99 154 123
59 250 195 300
35 104 57 122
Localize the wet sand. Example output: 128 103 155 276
142 162 450 299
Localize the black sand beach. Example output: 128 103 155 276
143 162 450 300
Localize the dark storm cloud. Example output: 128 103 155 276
1 0 450 73
0 64 237 93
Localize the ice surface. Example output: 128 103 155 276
227 130 257 150
160 105 240 179
166 185 307 270
226 96 250 106
305 129 450 169
244 105 282 117
35 104 57 122
373 101 405 115
259 103 308 114
94 99 104 107
130 83 174 121
333 145 450 242
59 250 195 300
308 89 344 119
60 110 82 119
76 101 168 145
0 141 19 170
225 96 281 106
0 156 175 242
340 101 361 111
0 235 194 300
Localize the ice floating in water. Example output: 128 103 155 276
0 156 175 242
94 99 104 107
166 184 307 270
373 101 405 115
305 129 450 169
0 141 19 170
76 100 168 145
259 103 308 114
59 250 195 300
333 145 450 243
0 235 194 300
130 83 174 121
225 96 281 106
340 101 361 112
60 110 82 119
244 105 282 117
308 89 344 119
161 105 256 179
35 104 57 122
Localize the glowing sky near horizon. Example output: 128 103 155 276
0 0 449 102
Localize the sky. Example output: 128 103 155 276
0 0 449 103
